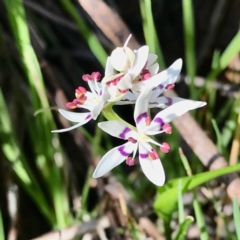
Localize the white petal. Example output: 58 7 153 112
138 143 165 186
147 99 206 132
133 58 182 93
51 110 92 133
115 91 137 105
58 109 92 123
134 88 151 132
101 85 110 102
128 46 149 79
107 91 128 102
117 73 132 90
148 97 185 108
105 57 114 76
98 121 138 140
91 101 104 120
102 73 124 84
148 63 159 76
51 121 90 133
147 54 158 67
92 142 136 178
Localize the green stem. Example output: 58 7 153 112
102 105 137 131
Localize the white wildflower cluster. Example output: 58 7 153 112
52 35 206 186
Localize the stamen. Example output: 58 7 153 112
165 84 175 90
162 123 172 134
126 157 136 166
82 74 92 81
141 69 151 80
75 87 87 98
77 96 87 104
91 72 101 81
160 142 170 153
145 116 151 126
128 137 137 144
148 149 159 160
66 101 77 109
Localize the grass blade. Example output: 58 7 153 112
182 0 196 98
139 0 165 68
233 197 240 240
178 180 184 224
59 0 107 67
174 216 194 240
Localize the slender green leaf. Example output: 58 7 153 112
211 119 223 154
139 0 165 68
193 192 209 240
182 0 196 98
174 216 194 240
154 163 240 220
59 0 107 66
178 180 184 224
0 210 5 240
207 31 240 80
233 197 240 240
4 0 70 227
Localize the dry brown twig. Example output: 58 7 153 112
32 216 110 240
78 0 240 204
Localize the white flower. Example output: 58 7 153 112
102 35 149 102
52 72 110 133
93 88 206 185
115 58 183 106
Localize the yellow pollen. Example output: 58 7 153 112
93 97 99 103
138 133 148 142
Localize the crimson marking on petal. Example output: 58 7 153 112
154 117 164 127
118 146 130 157
165 97 173 106
85 114 92 120
136 112 148 124
140 153 148 159
119 127 131 139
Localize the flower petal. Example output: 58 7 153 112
91 101 104 120
52 121 90 133
105 57 114 76
128 46 149 79
117 73 132 90
98 121 138 140
58 109 92 123
115 91 137 105
148 97 186 108
147 54 158 67
133 58 182 93
92 142 136 178
147 99 206 132
134 88 151 132
148 63 159 76
51 110 92 133
138 143 165 186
